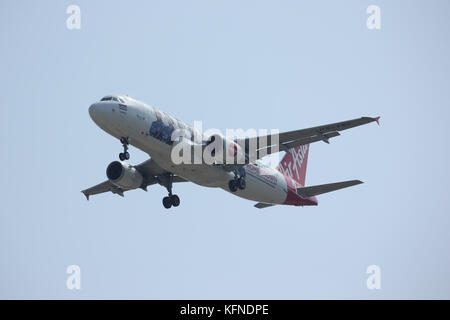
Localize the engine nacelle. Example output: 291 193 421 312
106 161 143 190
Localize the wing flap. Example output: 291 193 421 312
296 180 363 198
257 131 341 155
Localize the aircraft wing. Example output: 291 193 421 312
134 158 167 176
81 159 187 200
81 180 140 199
238 116 380 159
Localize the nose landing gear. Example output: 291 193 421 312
119 137 130 161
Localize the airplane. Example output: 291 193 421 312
82 95 379 209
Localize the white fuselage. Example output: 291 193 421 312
89 96 291 204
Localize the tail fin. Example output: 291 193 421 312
277 144 309 186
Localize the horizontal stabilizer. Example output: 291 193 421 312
297 180 363 198
254 203 275 209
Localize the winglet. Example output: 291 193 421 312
373 116 380 125
82 191 89 201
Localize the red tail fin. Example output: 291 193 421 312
277 144 309 186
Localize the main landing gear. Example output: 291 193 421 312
161 173 180 209
228 168 246 192
119 137 130 161
163 194 180 209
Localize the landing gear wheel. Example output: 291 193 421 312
228 180 238 192
161 173 180 209
170 194 180 207
238 178 246 190
119 137 130 161
162 196 172 209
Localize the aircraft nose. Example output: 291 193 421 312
89 103 98 119
89 103 106 123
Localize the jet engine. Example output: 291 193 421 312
106 161 144 190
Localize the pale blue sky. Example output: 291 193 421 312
1 0 449 299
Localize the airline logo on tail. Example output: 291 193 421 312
277 144 309 187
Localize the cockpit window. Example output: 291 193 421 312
100 96 120 102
